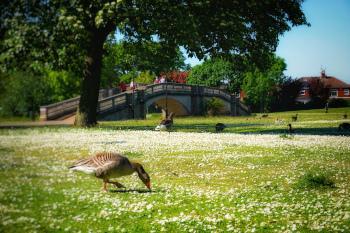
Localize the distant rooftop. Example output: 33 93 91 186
299 70 350 89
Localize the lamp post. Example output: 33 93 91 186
131 63 136 119
165 76 168 117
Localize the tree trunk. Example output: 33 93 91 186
75 31 105 127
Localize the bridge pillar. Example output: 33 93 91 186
125 93 134 119
136 90 146 119
230 95 238 116
191 86 205 115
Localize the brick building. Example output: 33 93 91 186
296 70 350 104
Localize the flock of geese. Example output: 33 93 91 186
69 111 350 192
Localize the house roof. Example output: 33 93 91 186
299 75 350 89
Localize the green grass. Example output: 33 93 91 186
0 108 350 232
99 107 350 135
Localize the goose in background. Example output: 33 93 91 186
69 152 151 191
215 123 226 132
288 124 295 134
291 113 298 122
155 112 174 131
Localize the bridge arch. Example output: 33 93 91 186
146 95 191 116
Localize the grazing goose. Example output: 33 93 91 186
287 124 295 134
215 123 226 132
338 122 350 131
155 112 174 131
343 113 347 119
291 113 298 122
69 152 151 191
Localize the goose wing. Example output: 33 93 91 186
69 152 129 176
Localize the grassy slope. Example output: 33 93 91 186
0 108 349 232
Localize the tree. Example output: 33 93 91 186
0 71 52 118
308 78 329 108
270 76 302 111
242 55 287 112
187 58 240 92
1 0 308 126
100 39 187 87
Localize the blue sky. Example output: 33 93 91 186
185 0 350 83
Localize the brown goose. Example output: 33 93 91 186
69 152 151 191
155 112 175 131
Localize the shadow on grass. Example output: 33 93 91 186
248 127 350 136
110 188 159 193
98 123 350 136
2 122 349 136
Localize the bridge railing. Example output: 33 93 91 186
40 88 119 120
97 92 128 114
203 86 232 100
145 83 192 96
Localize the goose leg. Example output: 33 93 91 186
108 181 126 188
102 181 108 192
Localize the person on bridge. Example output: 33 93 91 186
118 82 127 92
130 80 137 90
154 77 160 84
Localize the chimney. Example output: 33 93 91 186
320 69 326 79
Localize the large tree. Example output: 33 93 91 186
1 0 308 126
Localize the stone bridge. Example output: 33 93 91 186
40 83 250 121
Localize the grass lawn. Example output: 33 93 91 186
0 108 350 232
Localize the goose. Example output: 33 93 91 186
291 113 298 122
343 113 347 119
215 123 226 132
155 112 174 131
69 152 151 191
287 124 294 134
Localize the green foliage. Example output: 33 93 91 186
119 70 138 85
297 170 335 189
328 99 350 108
135 71 155 84
204 97 225 116
45 69 80 102
101 36 120 88
0 71 51 117
242 55 287 112
104 40 186 77
0 68 79 117
187 58 240 92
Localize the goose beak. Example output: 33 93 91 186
146 181 151 190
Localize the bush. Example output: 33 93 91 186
205 97 225 116
296 170 335 189
328 98 349 108
0 71 52 118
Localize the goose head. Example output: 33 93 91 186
133 162 151 190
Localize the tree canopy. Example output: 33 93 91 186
1 0 308 126
187 58 241 92
242 55 288 112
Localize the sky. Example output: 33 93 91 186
185 0 350 83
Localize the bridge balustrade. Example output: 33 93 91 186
40 83 249 120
